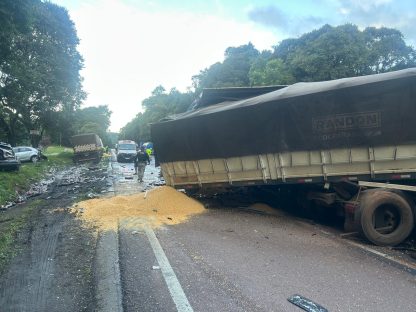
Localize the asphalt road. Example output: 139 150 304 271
2 155 414 312
117 210 415 312
109 157 416 312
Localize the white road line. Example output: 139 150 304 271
345 240 416 272
144 226 194 312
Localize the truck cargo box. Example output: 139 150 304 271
71 133 103 163
152 69 416 246
152 68 416 164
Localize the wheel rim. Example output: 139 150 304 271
372 204 400 234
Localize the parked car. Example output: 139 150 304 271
0 142 20 171
12 146 40 163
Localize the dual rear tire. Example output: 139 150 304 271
358 190 414 246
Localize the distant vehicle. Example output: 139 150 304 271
13 146 40 163
71 133 103 163
116 140 137 163
0 142 20 171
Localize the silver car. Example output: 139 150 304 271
12 146 40 163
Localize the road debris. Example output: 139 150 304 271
245 203 286 217
287 294 328 312
1 163 109 210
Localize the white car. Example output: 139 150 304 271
12 146 40 163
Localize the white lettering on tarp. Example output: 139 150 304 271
74 144 98 152
316 130 382 141
313 111 381 133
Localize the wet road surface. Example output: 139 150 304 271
107 149 162 196
1 156 415 312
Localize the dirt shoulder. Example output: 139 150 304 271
0 162 109 312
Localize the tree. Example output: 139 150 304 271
249 51 295 86
0 0 84 146
73 105 112 146
74 106 112 133
192 43 260 91
266 24 416 83
363 27 416 73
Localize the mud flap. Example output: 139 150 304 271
287 294 328 312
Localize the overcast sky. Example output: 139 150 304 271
53 0 416 132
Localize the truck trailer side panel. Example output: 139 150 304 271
161 144 416 187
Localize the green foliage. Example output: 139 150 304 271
192 25 415 90
249 53 295 86
0 146 73 205
72 105 112 146
0 0 84 146
265 24 416 83
105 132 119 148
192 42 260 91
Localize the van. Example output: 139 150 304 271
116 140 137 163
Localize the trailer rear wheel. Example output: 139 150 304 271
359 190 414 246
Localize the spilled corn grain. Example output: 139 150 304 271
71 186 205 230
248 203 283 216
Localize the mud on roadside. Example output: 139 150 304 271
0 162 109 312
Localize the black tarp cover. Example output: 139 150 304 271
151 68 416 163
193 86 287 109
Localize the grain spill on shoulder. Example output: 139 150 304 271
71 186 205 230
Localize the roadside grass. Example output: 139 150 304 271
0 146 73 206
0 199 42 272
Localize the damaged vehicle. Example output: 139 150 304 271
13 146 40 163
0 142 20 171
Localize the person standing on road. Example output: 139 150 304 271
134 148 150 182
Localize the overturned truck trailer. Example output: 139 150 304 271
151 68 416 246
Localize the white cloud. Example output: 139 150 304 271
335 0 416 46
341 0 392 12
66 0 278 131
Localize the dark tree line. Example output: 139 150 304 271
0 0 112 147
120 24 416 142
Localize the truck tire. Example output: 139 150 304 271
358 190 414 246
